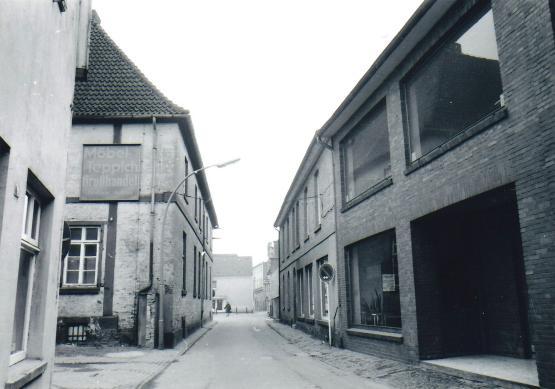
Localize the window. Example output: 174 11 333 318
341 102 390 203
64 226 101 286
306 264 314 317
197 251 202 298
314 171 321 228
287 271 291 311
194 186 198 222
294 201 300 247
281 274 285 310
182 232 187 295
318 258 329 319
303 187 308 239
12 189 42 365
404 7 502 162
297 268 304 317
347 229 401 329
67 325 87 342
193 246 197 298
184 157 189 200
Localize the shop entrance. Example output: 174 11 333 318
412 184 531 359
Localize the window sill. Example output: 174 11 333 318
341 177 393 213
181 290 187 297
59 286 100 295
314 224 322 234
304 235 310 243
405 107 508 175
346 327 403 343
316 319 329 327
6 359 47 389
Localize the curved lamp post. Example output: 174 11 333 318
158 158 239 349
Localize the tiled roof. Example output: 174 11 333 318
213 254 253 277
73 16 187 118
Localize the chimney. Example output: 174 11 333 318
75 0 92 80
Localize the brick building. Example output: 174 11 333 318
275 139 338 342
57 12 216 349
277 0 554 387
0 1 87 387
212 254 253 313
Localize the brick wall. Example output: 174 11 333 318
326 0 554 386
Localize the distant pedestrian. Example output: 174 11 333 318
224 303 231 316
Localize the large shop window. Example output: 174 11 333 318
405 7 502 162
341 102 390 203
64 226 101 286
347 230 401 329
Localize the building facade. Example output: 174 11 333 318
267 241 280 318
314 0 554 387
0 1 87 387
212 254 253 313
56 13 216 349
253 261 269 312
275 141 338 342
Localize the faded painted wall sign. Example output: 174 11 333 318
80 145 141 201
382 274 396 292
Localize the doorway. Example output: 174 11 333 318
412 184 531 359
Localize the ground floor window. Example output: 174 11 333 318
347 229 401 329
64 226 101 286
306 264 314 317
297 268 304 317
11 248 36 365
318 258 329 319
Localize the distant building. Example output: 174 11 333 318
0 1 87 387
267 241 280 318
56 12 216 349
253 261 270 311
213 254 253 312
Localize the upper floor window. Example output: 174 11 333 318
404 7 502 162
303 187 308 239
314 171 321 228
64 226 101 286
341 101 390 203
184 157 189 198
22 192 41 247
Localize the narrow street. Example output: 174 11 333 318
146 313 386 389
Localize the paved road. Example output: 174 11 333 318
147 313 388 389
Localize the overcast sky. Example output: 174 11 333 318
93 0 423 264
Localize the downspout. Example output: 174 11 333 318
139 116 157 293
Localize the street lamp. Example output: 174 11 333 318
158 158 239 349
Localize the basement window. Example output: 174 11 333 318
67 325 87 342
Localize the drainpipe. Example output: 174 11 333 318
139 116 157 294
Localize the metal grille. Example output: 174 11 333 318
67 325 87 342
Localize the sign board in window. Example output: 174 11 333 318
80 145 141 201
382 274 396 292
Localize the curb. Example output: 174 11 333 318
135 321 217 389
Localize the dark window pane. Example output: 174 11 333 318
84 257 96 270
348 230 401 329
342 103 390 202
31 200 40 239
85 227 98 241
70 228 82 241
83 271 96 284
66 270 79 284
84 244 97 257
69 244 81 257
406 9 502 161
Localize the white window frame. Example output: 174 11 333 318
63 226 101 286
11 190 41 366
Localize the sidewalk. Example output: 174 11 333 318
266 319 504 389
52 321 216 389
